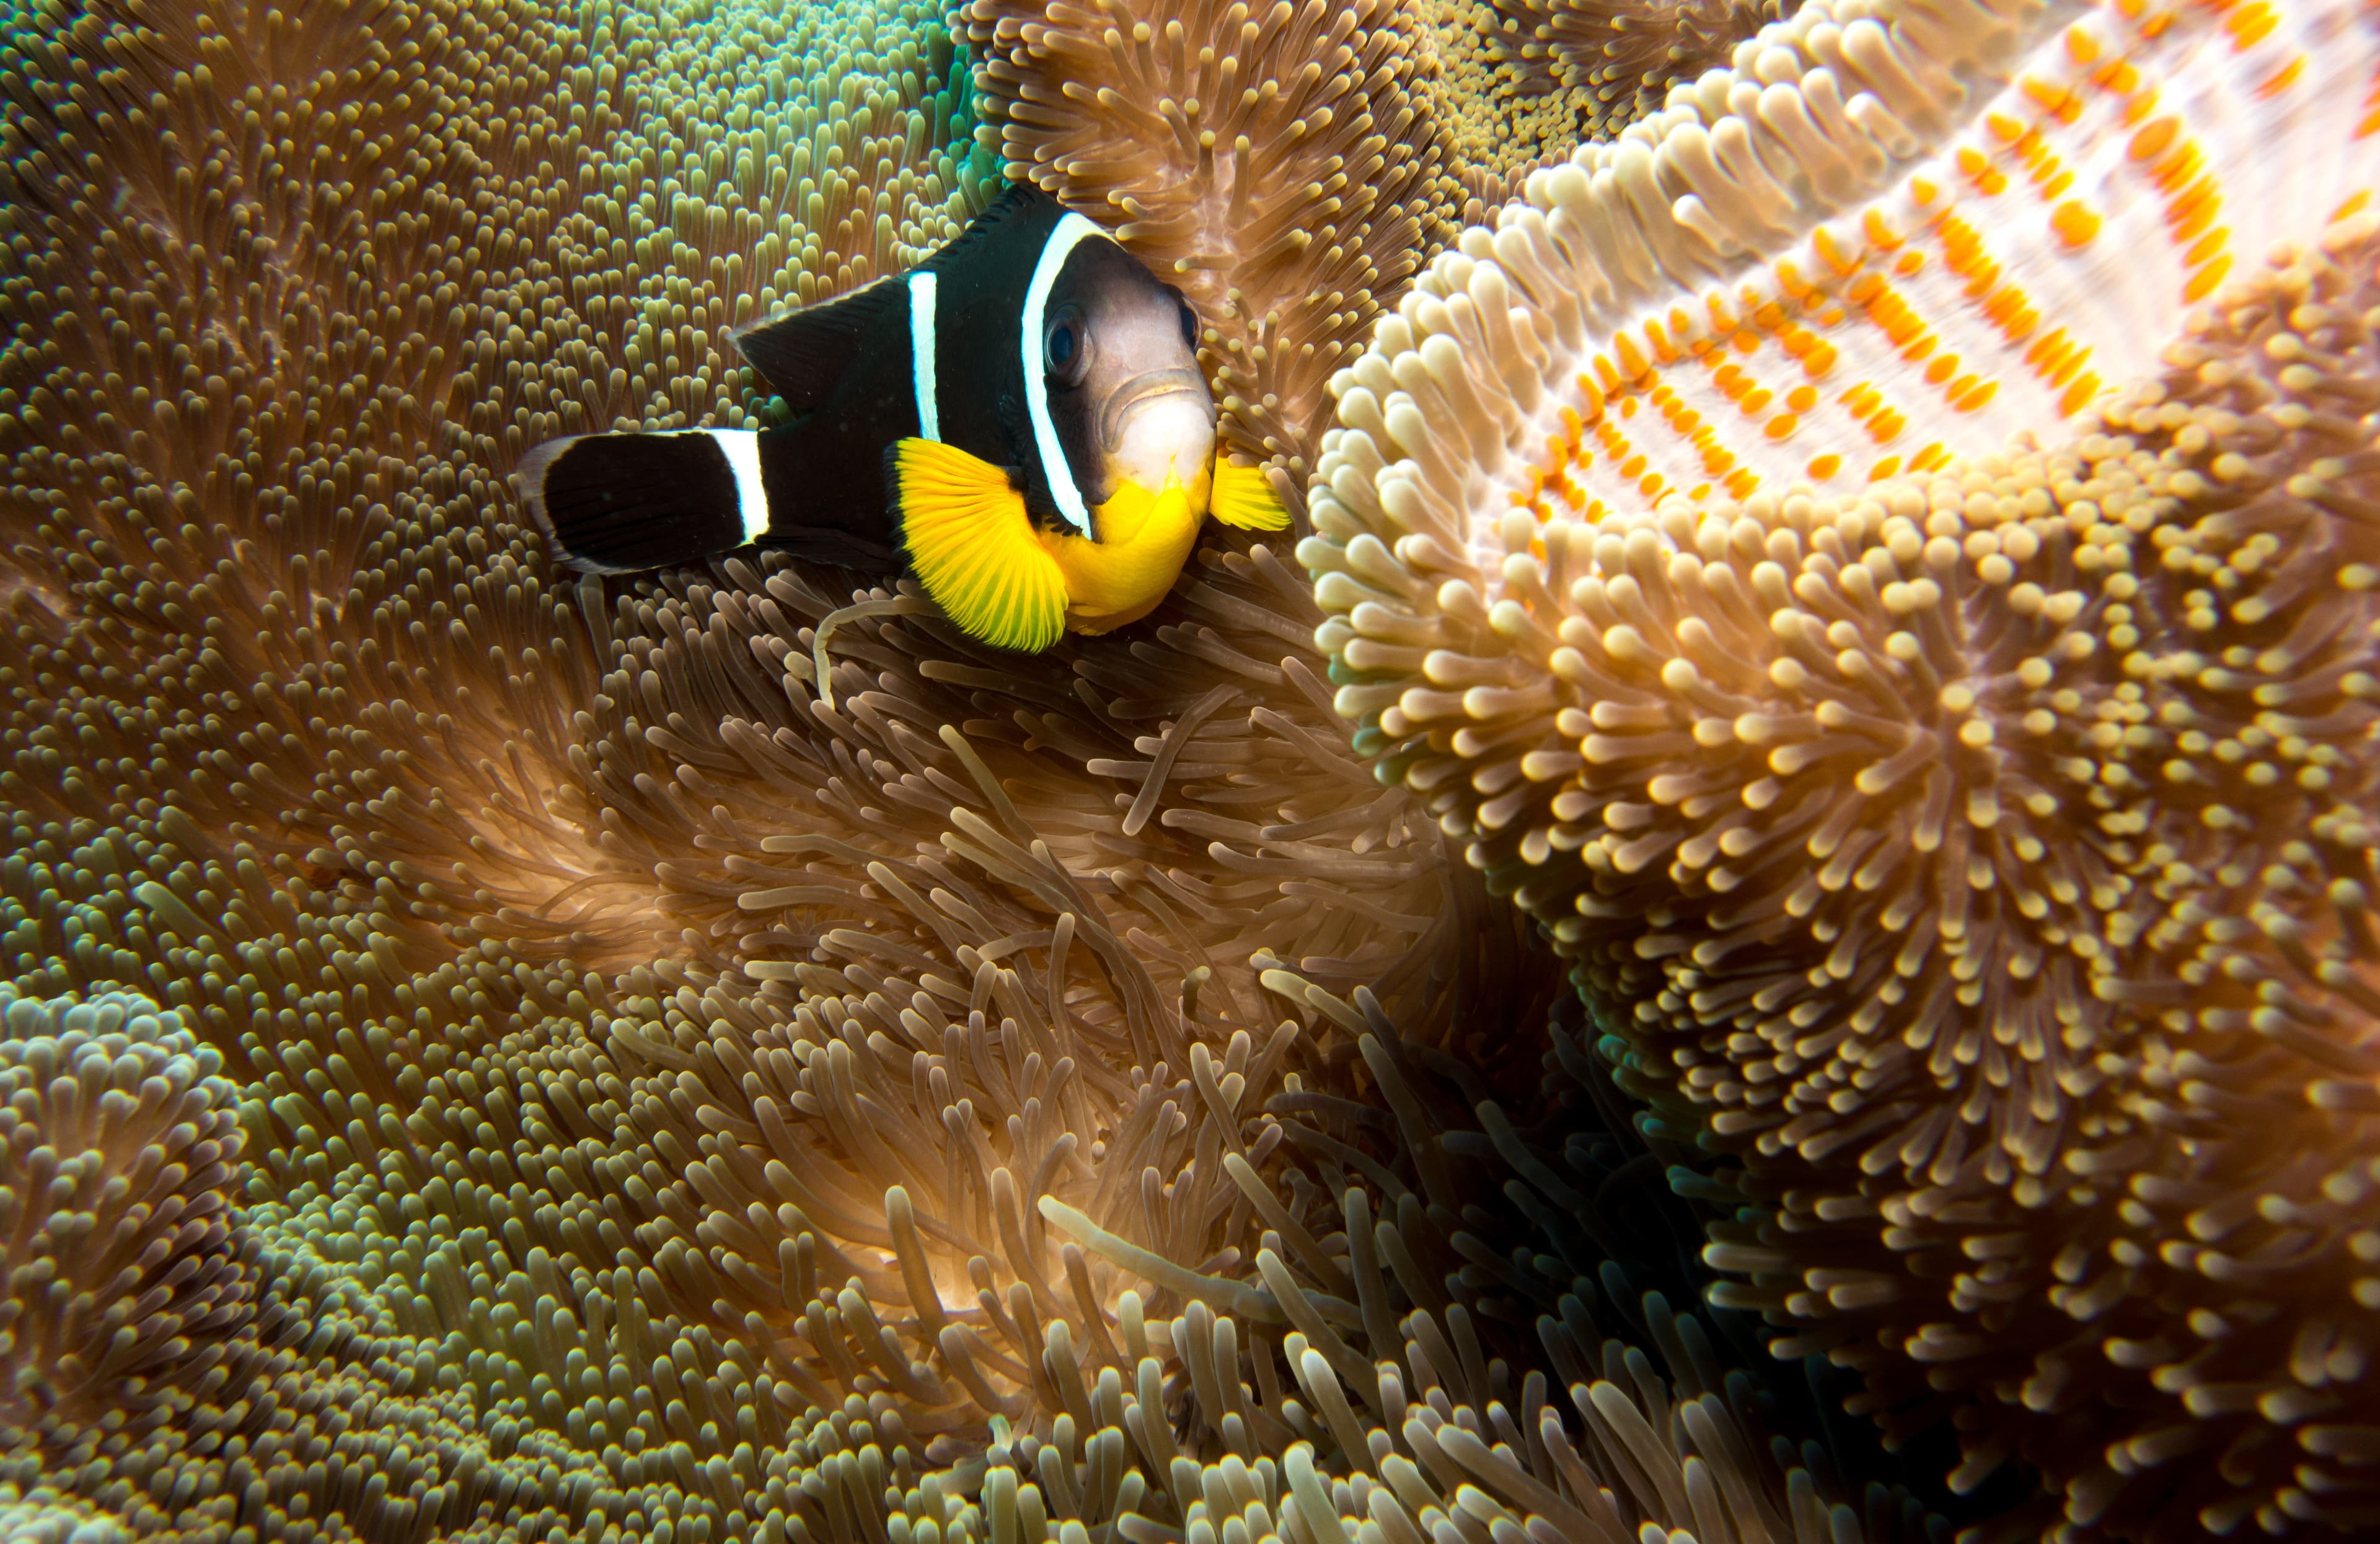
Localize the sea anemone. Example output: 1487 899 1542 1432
0 989 249 1436
1305 0 2380 1532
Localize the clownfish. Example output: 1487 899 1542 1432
513 184 1287 652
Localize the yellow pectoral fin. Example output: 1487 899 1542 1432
893 438 1069 653
1209 457 1291 531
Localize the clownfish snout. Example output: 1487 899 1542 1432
1099 368 1216 516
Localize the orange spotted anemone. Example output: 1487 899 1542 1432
1303 0 2380 1535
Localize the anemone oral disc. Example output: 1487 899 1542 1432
1333 0 2380 579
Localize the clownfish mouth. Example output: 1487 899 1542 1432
1097 367 1209 452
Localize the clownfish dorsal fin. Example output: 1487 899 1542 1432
913 182 1062 275
729 276 905 413
1209 457 1292 531
890 438 1069 653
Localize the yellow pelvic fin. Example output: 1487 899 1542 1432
1209 457 1291 531
893 438 1069 653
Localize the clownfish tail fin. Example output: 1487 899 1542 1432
513 429 768 573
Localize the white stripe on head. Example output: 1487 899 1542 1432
909 270 940 443
705 430 771 544
1020 211 1103 536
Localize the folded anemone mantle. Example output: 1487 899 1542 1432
1302 0 2380 1535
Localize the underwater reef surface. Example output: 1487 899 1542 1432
5 0 2360 1542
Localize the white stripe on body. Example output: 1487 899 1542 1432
705 430 771 544
909 270 940 442
1018 211 1103 536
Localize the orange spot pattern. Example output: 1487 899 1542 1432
1509 0 2326 530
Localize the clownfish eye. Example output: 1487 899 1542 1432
1176 298 1199 350
1044 306 1089 384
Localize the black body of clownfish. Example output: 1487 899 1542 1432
512 183 1289 653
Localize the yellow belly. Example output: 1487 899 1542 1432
1041 475 1208 635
